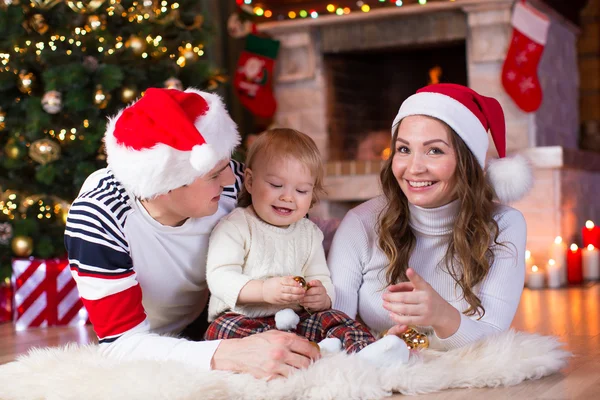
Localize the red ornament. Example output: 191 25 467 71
566 244 583 284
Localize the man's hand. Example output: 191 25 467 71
262 276 306 305
300 280 331 312
211 330 321 379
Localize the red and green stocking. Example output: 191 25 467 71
233 34 280 118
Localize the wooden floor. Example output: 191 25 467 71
1 284 599 399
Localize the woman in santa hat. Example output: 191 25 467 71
328 83 532 349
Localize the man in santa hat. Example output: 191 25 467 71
64 87 319 379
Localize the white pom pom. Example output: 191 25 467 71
318 337 343 353
486 154 533 203
190 143 219 175
275 308 300 331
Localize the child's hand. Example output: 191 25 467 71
300 280 331 312
262 276 306 305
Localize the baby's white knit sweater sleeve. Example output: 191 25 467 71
302 223 335 305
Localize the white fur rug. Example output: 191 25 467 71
0 330 571 400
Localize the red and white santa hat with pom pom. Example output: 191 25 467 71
391 83 533 203
104 87 240 199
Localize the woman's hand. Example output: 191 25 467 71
300 280 331 312
382 268 460 339
262 276 306 305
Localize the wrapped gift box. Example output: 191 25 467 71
0 279 12 324
12 258 88 330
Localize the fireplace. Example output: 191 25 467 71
325 42 468 161
259 0 600 262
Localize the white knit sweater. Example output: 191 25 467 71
328 196 526 350
206 207 335 321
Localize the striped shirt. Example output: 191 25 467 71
64 160 244 369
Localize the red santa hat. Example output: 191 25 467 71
104 87 240 199
392 83 532 203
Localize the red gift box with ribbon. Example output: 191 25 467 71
0 279 12 324
12 258 88 330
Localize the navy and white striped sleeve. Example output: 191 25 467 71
222 159 244 201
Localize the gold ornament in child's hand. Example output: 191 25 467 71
293 276 311 290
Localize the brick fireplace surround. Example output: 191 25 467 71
258 0 600 263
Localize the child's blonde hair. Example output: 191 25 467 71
238 128 325 208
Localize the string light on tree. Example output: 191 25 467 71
17 70 34 94
93 85 110 109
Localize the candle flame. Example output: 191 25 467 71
548 259 555 266
525 250 531 260
531 265 539 272
585 220 595 229
570 244 579 251
554 236 562 244
588 244 595 251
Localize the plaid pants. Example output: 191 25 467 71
204 309 375 353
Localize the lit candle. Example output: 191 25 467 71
524 250 535 284
527 265 545 289
550 236 567 285
582 244 600 281
567 244 583 284
546 259 562 288
582 220 600 248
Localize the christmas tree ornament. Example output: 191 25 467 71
125 35 146 56
0 107 5 131
164 77 183 90
11 235 33 257
234 34 280 118
4 138 22 159
17 70 35 94
29 14 49 34
400 327 429 350
227 5 256 38
501 1 549 113
66 0 106 13
82 56 99 72
173 12 204 31
41 90 62 114
120 86 137 103
0 222 12 245
96 142 106 161
93 85 110 109
29 0 60 10
29 138 61 165
177 44 197 67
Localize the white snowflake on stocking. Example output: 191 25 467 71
516 51 529 65
519 77 535 93
506 71 517 81
527 42 539 52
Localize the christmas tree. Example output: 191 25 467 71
0 0 225 280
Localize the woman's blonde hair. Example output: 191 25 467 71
237 128 326 208
377 119 501 318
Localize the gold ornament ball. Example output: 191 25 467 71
120 86 137 103
93 86 111 109
29 138 61 165
126 36 147 56
18 70 35 94
11 235 33 257
4 138 21 159
30 13 49 34
0 107 5 131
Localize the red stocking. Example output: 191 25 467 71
233 34 280 118
501 1 550 113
